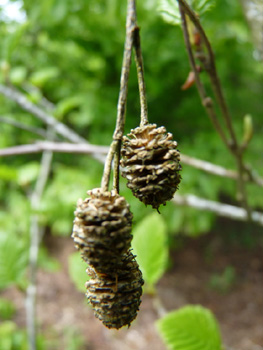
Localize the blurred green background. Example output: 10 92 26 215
0 0 262 349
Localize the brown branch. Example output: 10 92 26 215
177 0 252 219
177 3 229 149
133 26 149 126
177 0 237 148
102 0 137 192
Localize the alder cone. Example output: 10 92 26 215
72 188 133 274
121 123 182 209
86 251 144 329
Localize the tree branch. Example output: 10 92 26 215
0 116 48 139
0 84 105 163
26 129 54 350
173 194 263 226
0 141 109 157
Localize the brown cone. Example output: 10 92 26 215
121 123 182 209
86 250 144 329
72 188 133 274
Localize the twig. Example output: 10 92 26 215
26 130 54 350
177 0 237 147
172 194 263 225
177 1 252 219
177 3 229 149
101 0 137 191
0 141 109 157
1 142 263 187
133 26 149 126
0 116 48 139
0 84 105 163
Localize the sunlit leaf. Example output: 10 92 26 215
156 305 222 350
132 213 168 287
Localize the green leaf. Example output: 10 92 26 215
9 66 27 85
156 305 222 350
55 95 84 119
17 161 40 186
158 0 216 26
68 252 89 293
132 212 168 287
29 67 59 87
0 233 28 290
0 298 16 320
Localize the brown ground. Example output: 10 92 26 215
1 223 263 350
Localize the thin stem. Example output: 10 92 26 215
113 140 121 192
102 0 137 191
178 1 251 218
26 129 54 350
178 3 229 148
0 116 48 138
177 0 237 148
133 26 149 126
1 142 263 187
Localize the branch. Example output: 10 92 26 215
133 26 149 126
101 0 137 191
177 0 237 147
177 2 229 149
26 129 54 350
0 84 105 163
0 116 48 139
177 1 252 218
1 141 263 187
173 194 263 226
0 142 109 157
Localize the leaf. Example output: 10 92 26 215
132 212 168 287
29 67 59 87
0 233 28 290
0 298 16 320
68 252 89 293
158 0 216 26
158 0 181 26
156 305 222 350
55 95 84 119
17 162 40 186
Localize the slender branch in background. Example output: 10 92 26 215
26 129 54 350
0 116 48 139
177 3 229 149
1 141 263 187
102 0 137 192
177 0 252 219
0 142 109 157
0 84 105 163
172 194 263 226
133 27 149 126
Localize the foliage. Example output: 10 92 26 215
0 298 16 320
0 231 28 290
158 0 215 25
156 305 222 350
209 266 236 293
132 212 169 289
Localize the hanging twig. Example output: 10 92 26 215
177 3 229 149
133 27 149 126
101 0 137 192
